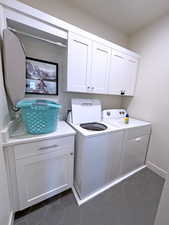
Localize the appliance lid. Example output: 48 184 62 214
72 99 101 124
80 122 107 131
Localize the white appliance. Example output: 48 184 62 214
103 109 151 129
103 109 151 176
67 99 124 199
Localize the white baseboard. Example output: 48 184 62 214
8 211 14 225
146 161 167 179
72 165 146 206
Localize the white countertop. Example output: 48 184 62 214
67 118 151 137
3 121 76 147
68 120 122 137
104 118 151 129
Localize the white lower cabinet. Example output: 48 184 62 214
5 135 74 211
120 127 150 176
74 131 124 199
16 149 73 209
121 135 149 174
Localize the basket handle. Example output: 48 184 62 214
32 103 48 107
35 100 48 105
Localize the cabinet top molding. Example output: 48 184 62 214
0 0 139 58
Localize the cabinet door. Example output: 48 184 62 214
124 56 138 96
121 135 149 175
67 32 92 92
108 49 126 95
16 149 74 210
78 131 123 198
90 42 111 94
106 131 124 183
108 49 138 96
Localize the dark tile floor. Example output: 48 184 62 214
14 168 165 225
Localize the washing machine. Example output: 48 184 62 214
67 99 124 200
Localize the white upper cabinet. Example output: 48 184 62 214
90 42 111 94
67 32 139 96
108 49 127 95
124 56 138 96
67 33 111 94
67 32 92 92
108 49 138 96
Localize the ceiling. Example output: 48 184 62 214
65 0 169 34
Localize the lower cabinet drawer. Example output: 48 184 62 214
16 149 74 210
14 136 74 159
121 134 149 175
127 125 151 139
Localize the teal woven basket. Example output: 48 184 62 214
17 99 62 134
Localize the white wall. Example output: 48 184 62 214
0 6 11 225
155 170 169 225
0 28 11 225
124 14 169 174
0 21 11 223
0 47 10 129
0 137 11 225
0 6 10 130
18 0 128 47
19 34 122 120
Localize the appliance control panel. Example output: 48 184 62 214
103 109 127 120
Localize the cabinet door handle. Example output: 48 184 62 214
87 86 95 90
135 137 142 142
38 144 59 151
74 39 87 46
81 103 93 106
114 54 124 59
120 90 125 95
97 48 108 53
128 59 136 63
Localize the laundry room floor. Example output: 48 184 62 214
14 168 164 225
